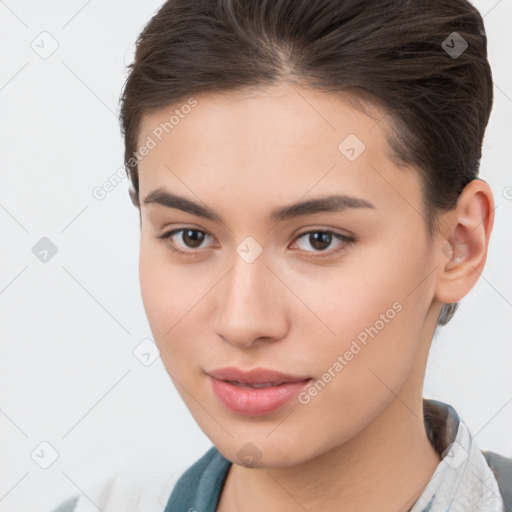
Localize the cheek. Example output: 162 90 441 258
139 236 220 387
139 245 170 335
284 302 419 456
314 261 426 409
306 281 411 389
139 240 195 358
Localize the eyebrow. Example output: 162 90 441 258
143 188 375 224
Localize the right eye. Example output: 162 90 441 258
156 228 216 257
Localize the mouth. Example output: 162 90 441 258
226 381 293 388
207 366 311 385
207 367 313 416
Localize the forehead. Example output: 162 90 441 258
137 83 390 157
136 83 422 218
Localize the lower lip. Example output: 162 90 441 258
209 376 312 416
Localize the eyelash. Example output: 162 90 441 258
156 228 355 259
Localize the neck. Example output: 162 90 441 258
220 396 441 512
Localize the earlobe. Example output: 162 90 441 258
435 179 495 304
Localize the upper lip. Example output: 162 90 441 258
207 367 311 385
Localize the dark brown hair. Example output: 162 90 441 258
119 0 493 327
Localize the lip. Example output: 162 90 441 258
208 366 311 384
207 367 312 416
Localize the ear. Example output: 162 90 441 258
434 178 495 304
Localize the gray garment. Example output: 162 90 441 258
409 402 504 511
49 399 512 512
50 496 79 512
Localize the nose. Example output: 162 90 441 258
213 251 289 348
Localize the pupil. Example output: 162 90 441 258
310 232 331 250
184 230 204 248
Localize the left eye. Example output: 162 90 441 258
157 228 354 258
292 230 353 256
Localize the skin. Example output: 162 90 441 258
134 82 494 511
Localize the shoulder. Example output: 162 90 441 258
48 495 79 512
482 450 512 511
48 465 184 512
175 445 225 480
169 445 230 491
164 446 232 511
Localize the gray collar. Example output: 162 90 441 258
411 399 504 511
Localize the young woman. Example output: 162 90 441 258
50 0 511 510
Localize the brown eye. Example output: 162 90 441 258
157 228 213 256
156 227 354 259
305 232 333 251
292 230 354 258
179 229 206 248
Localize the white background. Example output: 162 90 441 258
0 1 510 511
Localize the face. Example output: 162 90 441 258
136 82 440 467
